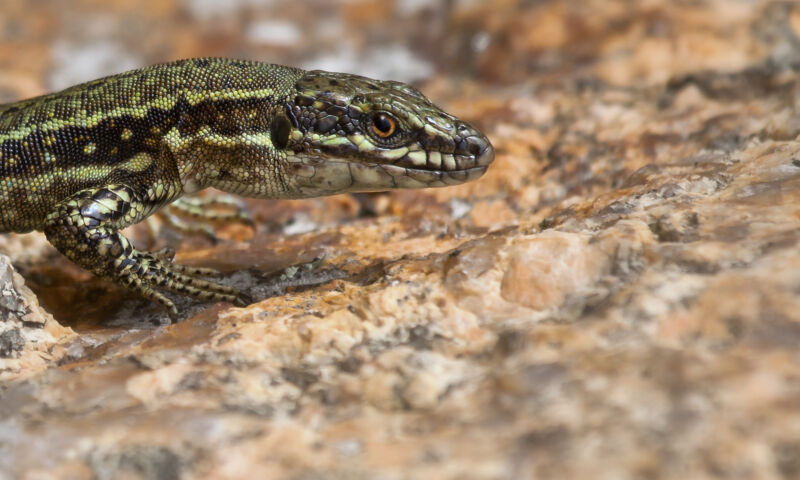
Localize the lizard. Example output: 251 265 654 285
0 58 494 318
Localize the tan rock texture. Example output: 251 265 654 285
2 0 800 479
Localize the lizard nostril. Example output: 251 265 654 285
463 135 489 157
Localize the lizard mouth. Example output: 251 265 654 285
285 134 494 194
377 163 489 188
389 134 495 173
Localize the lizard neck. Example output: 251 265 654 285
173 132 295 199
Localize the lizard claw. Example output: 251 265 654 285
153 246 176 262
233 291 254 307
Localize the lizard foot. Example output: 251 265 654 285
150 194 255 244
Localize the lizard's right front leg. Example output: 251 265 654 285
43 184 247 318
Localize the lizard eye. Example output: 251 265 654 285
371 112 397 138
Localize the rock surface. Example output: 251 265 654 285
2 0 800 479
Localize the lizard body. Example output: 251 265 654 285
0 58 494 316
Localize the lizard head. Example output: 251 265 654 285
272 71 494 196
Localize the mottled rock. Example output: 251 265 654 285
501 232 608 310
3 0 800 479
0 255 75 382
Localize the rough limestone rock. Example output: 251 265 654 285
2 0 800 479
0 255 75 383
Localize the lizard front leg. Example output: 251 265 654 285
43 184 248 318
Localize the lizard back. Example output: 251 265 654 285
0 58 302 232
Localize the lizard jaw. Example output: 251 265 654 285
283 156 490 197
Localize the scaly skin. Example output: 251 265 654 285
0 58 494 317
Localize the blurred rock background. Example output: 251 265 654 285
2 0 800 479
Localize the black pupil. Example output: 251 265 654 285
374 114 393 134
